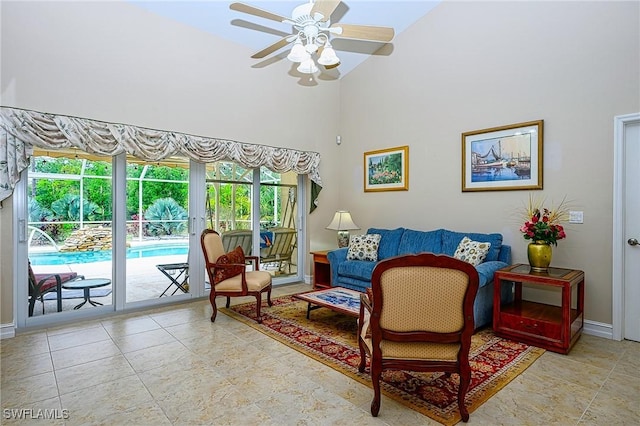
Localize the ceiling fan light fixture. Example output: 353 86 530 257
297 58 319 74
305 42 319 54
287 39 309 63
318 42 340 66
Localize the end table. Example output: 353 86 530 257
493 264 584 354
310 250 332 289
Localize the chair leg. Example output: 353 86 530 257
28 297 36 317
357 339 367 373
370 365 382 417
225 296 231 308
209 293 218 323
255 293 263 323
266 286 273 307
56 281 63 312
458 369 471 422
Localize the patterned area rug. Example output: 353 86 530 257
221 295 545 425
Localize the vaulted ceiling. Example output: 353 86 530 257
130 1 441 77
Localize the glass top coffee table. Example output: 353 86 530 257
294 287 361 319
62 278 111 310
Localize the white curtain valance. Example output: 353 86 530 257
0 107 323 209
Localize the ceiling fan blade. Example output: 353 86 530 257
310 0 341 22
251 36 295 59
230 2 290 24
330 24 394 42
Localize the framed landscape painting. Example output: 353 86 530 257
364 146 409 192
462 120 543 192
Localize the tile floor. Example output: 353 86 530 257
2 282 639 425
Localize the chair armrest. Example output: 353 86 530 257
213 262 247 270
358 292 372 340
33 274 63 295
360 291 372 312
245 255 260 269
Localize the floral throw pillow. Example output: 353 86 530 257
453 236 491 266
347 234 382 262
214 246 245 284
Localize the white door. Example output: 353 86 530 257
614 113 640 342
623 119 640 341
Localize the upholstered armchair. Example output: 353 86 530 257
357 253 479 421
201 229 272 323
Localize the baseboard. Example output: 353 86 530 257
1 322 16 339
583 319 613 340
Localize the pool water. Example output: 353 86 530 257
30 244 188 266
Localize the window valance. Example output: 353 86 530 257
0 107 323 210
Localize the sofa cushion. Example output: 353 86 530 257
337 260 377 282
347 234 381 261
398 228 443 255
441 230 503 262
453 236 491 266
366 227 405 260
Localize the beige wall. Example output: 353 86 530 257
337 1 639 325
0 1 342 325
0 198 13 325
1 1 638 327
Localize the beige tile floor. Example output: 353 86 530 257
2 282 639 425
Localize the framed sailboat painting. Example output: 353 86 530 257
461 120 543 192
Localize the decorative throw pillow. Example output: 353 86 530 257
347 234 382 262
214 246 245 284
454 236 491 266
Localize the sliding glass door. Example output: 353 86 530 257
16 149 304 329
125 158 190 304
26 149 113 319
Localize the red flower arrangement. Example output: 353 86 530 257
520 196 569 246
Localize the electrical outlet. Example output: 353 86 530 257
569 211 584 224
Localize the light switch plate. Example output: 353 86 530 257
569 211 584 224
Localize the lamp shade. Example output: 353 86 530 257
287 40 309 63
326 211 360 231
318 43 340 66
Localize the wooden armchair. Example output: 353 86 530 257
28 260 85 316
357 253 479 421
201 229 272 323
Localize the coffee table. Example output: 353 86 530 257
61 278 111 310
294 287 361 319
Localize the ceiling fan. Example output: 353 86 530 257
230 0 395 74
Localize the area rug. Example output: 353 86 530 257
221 294 545 425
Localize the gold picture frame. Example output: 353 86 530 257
364 146 409 192
462 120 543 192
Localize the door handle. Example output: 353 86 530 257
629 238 639 246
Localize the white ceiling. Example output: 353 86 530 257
130 1 441 78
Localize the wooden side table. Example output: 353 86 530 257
310 250 332 289
493 264 584 354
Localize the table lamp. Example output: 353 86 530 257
326 210 360 248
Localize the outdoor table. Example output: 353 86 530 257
61 278 111 310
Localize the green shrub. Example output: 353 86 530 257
144 198 188 236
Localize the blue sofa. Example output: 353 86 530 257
326 227 512 328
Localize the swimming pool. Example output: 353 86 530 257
29 244 188 266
